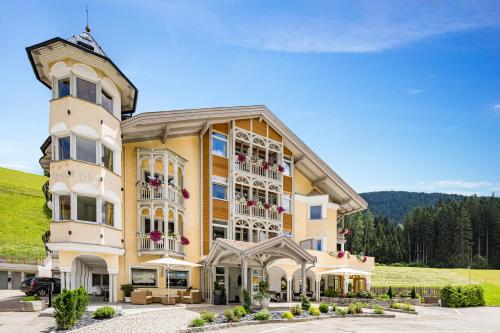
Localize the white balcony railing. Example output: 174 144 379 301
235 159 282 181
137 184 185 207
235 201 280 221
137 234 185 254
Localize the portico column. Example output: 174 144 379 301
241 258 248 305
343 274 349 296
301 262 306 295
60 272 66 290
366 276 371 291
315 279 321 302
286 277 293 302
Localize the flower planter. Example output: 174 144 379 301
124 296 131 303
20 300 46 312
258 297 270 309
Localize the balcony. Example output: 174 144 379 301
137 184 185 207
49 221 123 249
235 159 281 181
136 233 185 256
234 201 280 221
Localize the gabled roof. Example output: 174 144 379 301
67 30 107 57
121 105 368 215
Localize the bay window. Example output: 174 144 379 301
77 195 97 222
101 89 113 114
101 145 113 171
76 136 97 163
58 195 71 220
57 78 70 98
57 136 70 160
76 77 97 103
102 201 114 226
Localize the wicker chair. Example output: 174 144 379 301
131 290 153 305
181 290 201 304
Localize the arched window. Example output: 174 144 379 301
234 219 250 242
268 224 280 239
252 222 267 243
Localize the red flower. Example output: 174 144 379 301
181 188 190 199
237 153 247 163
180 236 190 246
362 256 367 263
278 165 285 173
263 203 271 209
262 161 270 170
149 230 162 242
277 206 285 214
246 200 256 207
149 178 162 187
337 251 345 259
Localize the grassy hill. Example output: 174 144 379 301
372 265 500 306
0 167 50 260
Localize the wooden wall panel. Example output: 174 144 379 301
213 199 229 220
252 118 267 137
235 119 251 131
283 175 292 193
284 146 292 157
212 155 229 178
212 123 229 134
202 133 210 255
268 125 282 142
283 213 292 232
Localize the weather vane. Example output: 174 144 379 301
85 4 90 32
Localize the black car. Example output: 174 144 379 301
21 277 61 296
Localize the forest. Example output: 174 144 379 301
345 194 500 268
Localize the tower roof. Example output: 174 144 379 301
67 30 107 57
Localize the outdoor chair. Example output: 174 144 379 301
131 290 153 305
181 289 201 304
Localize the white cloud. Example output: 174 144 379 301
416 179 500 195
406 89 423 95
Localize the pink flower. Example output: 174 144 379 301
149 178 162 187
362 256 367 263
180 236 190 246
263 203 271 209
237 153 247 163
277 206 285 214
149 230 162 242
262 161 270 170
337 251 345 259
246 200 256 207
278 165 285 173
181 188 190 199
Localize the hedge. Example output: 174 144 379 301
53 287 90 329
440 285 485 308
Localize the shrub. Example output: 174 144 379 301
410 287 417 299
330 303 338 311
373 305 384 314
377 294 389 300
324 288 339 297
308 306 320 316
120 284 134 298
387 286 394 299
390 303 415 312
254 309 270 320
242 288 251 313
21 295 40 301
224 309 237 322
290 304 302 316
189 318 205 327
346 291 356 298
335 307 347 317
318 303 329 313
233 305 247 318
92 306 115 319
281 311 294 319
74 287 89 320
347 302 363 314
53 289 78 330
355 291 373 299
200 311 215 322
440 285 485 308
300 294 311 310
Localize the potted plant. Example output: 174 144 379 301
121 284 134 303
213 281 226 305
20 295 45 312
254 280 271 309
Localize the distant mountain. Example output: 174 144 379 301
360 191 465 225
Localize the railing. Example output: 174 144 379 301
137 234 185 254
235 159 282 181
137 184 184 206
235 202 280 221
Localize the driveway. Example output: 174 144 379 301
211 306 500 333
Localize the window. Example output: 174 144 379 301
212 220 227 241
309 205 322 220
143 218 164 233
101 145 113 171
92 273 109 286
300 238 323 251
76 77 96 103
283 159 292 177
167 271 188 288
76 136 96 163
57 136 70 160
314 239 323 251
235 225 249 242
77 195 97 222
212 183 227 200
102 201 114 226
58 195 71 220
212 132 227 157
58 78 70 98
101 89 113 114
282 194 291 213
215 267 225 287
131 268 157 287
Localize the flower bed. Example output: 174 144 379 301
55 311 122 332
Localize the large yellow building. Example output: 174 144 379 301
27 28 374 304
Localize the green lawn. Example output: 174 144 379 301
373 265 500 306
0 167 50 260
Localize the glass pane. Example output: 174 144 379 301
58 137 70 160
101 90 113 114
167 271 188 287
92 274 101 286
310 206 322 220
215 267 225 275
76 77 96 103
131 268 156 286
212 225 227 240
77 195 96 222
284 161 291 176
76 136 96 163
212 138 227 157
58 78 70 98
212 184 227 200
59 195 71 220
102 201 114 226
101 145 113 171
144 218 151 233
102 274 109 286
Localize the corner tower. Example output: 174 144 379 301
26 26 138 302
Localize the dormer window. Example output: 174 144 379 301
101 89 113 114
76 77 97 103
58 78 70 98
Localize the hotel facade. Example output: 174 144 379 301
27 28 374 304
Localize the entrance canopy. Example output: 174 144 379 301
319 267 372 276
205 235 316 267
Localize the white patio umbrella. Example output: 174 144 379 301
318 267 372 276
143 257 201 303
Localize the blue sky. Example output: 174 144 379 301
0 0 499 196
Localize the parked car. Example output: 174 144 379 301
21 277 61 296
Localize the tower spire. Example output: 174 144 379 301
85 4 91 33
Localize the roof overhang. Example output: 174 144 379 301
121 105 368 215
26 37 138 115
